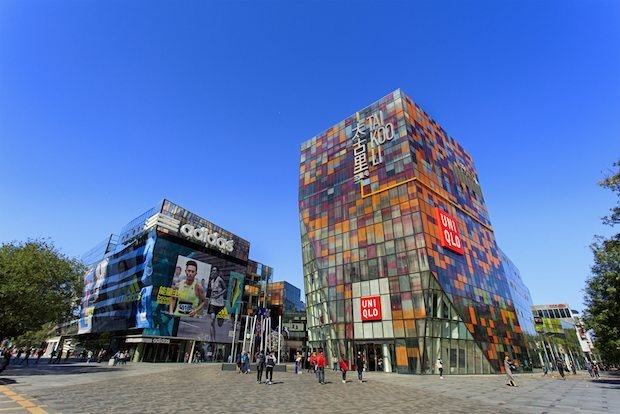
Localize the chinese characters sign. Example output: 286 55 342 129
352 111 395 182
361 296 382 321
435 208 464 255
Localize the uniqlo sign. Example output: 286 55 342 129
435 208 464 255
361 296 382 321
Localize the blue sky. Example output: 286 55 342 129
1 1 618 312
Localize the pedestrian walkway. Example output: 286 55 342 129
0 361 617 413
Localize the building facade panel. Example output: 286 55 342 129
299 89 530 374
77 200 271 363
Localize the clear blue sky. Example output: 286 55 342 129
1 1 618 312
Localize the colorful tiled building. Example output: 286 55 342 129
298 89 533 374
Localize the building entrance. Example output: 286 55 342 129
142 342 180 362
356 343 386 372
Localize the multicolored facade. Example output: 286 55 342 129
299 89 531 374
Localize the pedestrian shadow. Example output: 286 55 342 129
592 378 620 389
0 378 17 385
0 365 120 377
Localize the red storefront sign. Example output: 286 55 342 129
435 208 464 255
361 296 382 321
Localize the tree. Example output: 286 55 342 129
583 160 620 364
0 239 85 339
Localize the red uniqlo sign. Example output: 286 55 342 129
435 208 464 255
361 296 382 321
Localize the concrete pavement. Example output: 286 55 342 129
0 361 617 413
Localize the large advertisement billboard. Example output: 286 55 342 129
79 232 245 343
141 237 245 342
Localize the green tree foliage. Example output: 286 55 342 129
0 239 85 339
583 160 620 364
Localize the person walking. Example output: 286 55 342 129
316 349 327 384
295 352 302 374
436 357 444 379
309 352 317 375
265 351 276 385
356 351 365 383
556 357 566 380
339 354 349 384
504 355 517 386
19 347 31 366
332 353 338 372
256 350 266 383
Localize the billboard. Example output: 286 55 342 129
435 207 464 255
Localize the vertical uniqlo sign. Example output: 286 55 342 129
361 296 382 321
435 208 464 255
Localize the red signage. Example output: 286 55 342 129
435 208 464 255
361 296 382 321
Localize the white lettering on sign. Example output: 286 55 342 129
435 208 464 255
152 338 170 344
180 224 234 253
360 295 382 321
351 111 395 182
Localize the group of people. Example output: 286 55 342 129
254 350 277 384
112 350 131 365
304 349 366 384
586 360 601 379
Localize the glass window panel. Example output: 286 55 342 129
402 214 413 236
458 341 467 374
369 279 380 296
368 258 378 279
354 322 363 338
361 281 371 297
416 319 426 337
393 217 404 238
373 321 384 338
377 242 386 257
383 320 394 338
360 260 369 282
363 322 373 339
412 213 423 233
385 240 396 255
393 320 405 337
459 323 467 339
404 319 416 337
401 292 413 319
387 254 398 277
379 278 389 295
451 322 459 339
407 250 420 273
412 291 425 318
399 275 411 292
442 321 451 338
410 273 422 291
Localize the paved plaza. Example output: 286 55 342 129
0 361 618 413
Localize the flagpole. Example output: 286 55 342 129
277 315 282 364
242 315 249 354
248 315 257 356
230 311 239 363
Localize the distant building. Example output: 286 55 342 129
74 199 273 362
531 303 593 370
266 281 307 361
299 89 534 374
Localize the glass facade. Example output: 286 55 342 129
78 200 272 362
299 89 532 374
